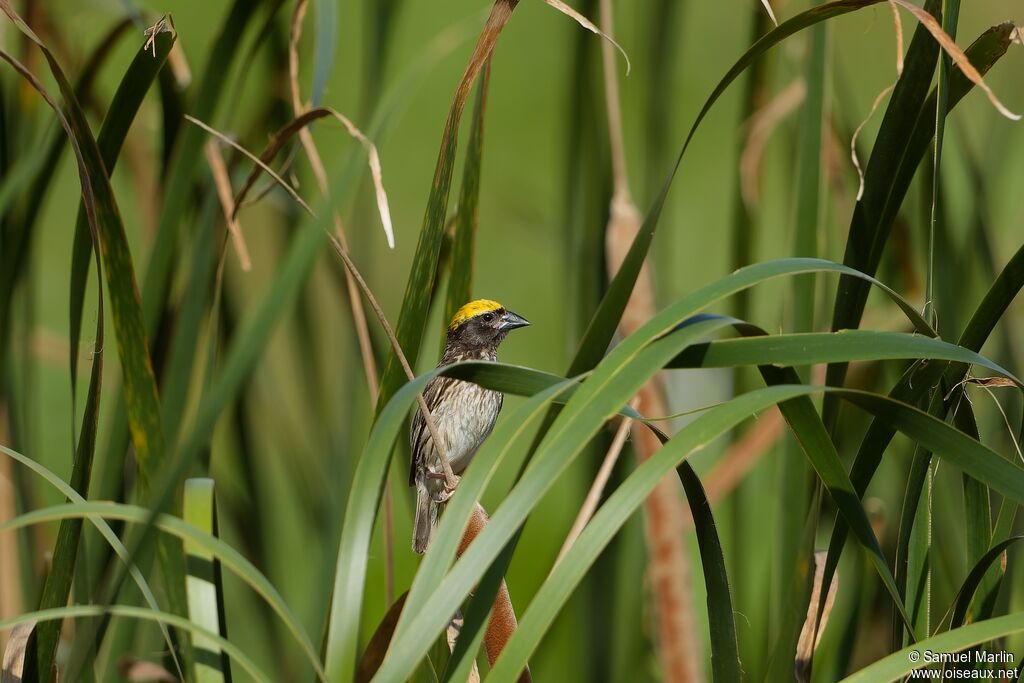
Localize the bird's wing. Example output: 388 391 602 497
408 375 456 486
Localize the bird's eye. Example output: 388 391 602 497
482 312 495 323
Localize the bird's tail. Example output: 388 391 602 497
412 480 439 554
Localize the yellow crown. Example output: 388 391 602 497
449 299 503 330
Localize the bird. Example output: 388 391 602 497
410 299 530 554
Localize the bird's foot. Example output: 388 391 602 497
434 474 461 503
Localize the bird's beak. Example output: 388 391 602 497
499 310 530 331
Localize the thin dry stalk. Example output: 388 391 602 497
759 0 778 26
553 409 634 568
203 139 252 271
543 0 630 74
457 504 531 683
599 1 702 680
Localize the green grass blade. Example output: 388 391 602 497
776 8 827 659
0 443 177 679
818 239 1024 649
485 381 1024 681
311 0 338 107
677 460 741 682
948 536 1024 630
0 606 271 683
840 614 1024 682
0 4 169 492
184 479 231 682
326 368 578 682
667 330 1019 383
0 18 131 367
0 501 327 683
0 11 181 673
68 27 176 392
823 0 941 421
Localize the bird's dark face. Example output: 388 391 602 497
446 299 530 357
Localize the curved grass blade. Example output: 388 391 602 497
31 21 179 665
839 614 1024 683
667 330 1020 384
0 444 171 680
1 0 167 491
0 606 270 683
0 17 131 367
0 501 327 683
948 536 1023 630
0 9 178 674
823 0 941 425
676 459 741 682
57 41 179 669
68 26 176 388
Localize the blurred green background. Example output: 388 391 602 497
3 0 1023 680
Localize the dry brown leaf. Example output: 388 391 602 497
227 106 394 249
760 0 778 26
203 139 252 271
2 622 35 683
965 376 1016 389
889 1 905 76
321 108 394 248
543 0 631 74
890 0 1020 120
794 550 839 683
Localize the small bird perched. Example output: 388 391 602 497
410 299 530 554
